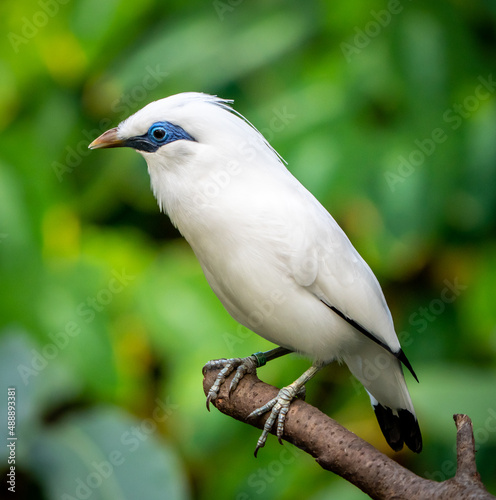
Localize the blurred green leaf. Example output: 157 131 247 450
30 406 190 500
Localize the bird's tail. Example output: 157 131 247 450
343 344 422 453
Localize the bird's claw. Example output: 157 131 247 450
203 356 258 411
248 385 298 457
204 354 306 455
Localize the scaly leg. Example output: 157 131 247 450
249 363 325 456
203 347 292 410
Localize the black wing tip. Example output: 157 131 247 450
395 349 419 383
373 404 423 453
398 408 423 453
322 302 420 384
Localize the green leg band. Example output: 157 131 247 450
252 351 267 367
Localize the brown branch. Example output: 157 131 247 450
203 367 495 500
452 414 485 487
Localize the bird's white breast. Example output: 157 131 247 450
141 98 399 362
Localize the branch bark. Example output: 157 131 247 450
202 367 494 500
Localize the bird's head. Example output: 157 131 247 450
89 93 208 164
89 92 281 169
89 92 284 224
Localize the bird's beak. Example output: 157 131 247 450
88 127 125 149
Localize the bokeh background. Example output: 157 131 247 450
1 0 496 498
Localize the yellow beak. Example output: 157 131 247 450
88 127 125 149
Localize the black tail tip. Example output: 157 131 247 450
373 404 422 453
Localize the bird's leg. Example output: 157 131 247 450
203 347 292 410
248 363 325 457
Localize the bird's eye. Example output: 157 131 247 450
150 125 167 142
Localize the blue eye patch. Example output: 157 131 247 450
125 121 196 152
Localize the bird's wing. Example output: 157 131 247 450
287 196 401 354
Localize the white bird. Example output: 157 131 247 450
89 92 422 455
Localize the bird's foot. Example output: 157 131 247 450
203 355 258 411
248 383 303 457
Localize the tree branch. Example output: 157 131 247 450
453 414 484 486
202 367 494 500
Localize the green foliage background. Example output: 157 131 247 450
1 0 496 498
